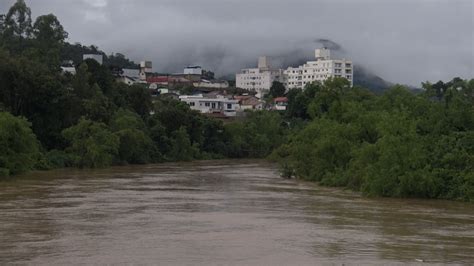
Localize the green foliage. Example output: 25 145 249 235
62 118 119 168
0 112 40 176
168 127 199 161
109 109 157 164
224 111 287 158
275 78 474 201
267 81 286 99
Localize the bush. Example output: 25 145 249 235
0 112 40 176
62 118 119 168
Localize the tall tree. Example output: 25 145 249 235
32 14 68 67
268 81 286 98
2 0 32 53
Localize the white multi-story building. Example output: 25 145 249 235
284 48 353 90
236 56 285 98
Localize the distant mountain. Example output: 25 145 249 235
353 65 392 94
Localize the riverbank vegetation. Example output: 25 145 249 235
0 1 472 201
0 1 285 175
272 78 473 201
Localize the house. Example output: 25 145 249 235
116 68 144 85
117 76 142 86
61 66 76 75
234 95 263 110
179 94 239 117
60 60 76 75
273 97 288 111
147 76 169 86
193 79 229 89
184 66 203 75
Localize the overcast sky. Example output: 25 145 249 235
1 0 473 85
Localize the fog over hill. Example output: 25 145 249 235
2 0 472 87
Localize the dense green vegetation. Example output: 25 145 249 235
0 1 285 174
272 78 474 201
0 1 472 202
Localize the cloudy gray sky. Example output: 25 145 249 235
1 0 473 85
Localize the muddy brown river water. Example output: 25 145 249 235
0 160 473 265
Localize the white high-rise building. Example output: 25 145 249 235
284 48 353 90
236 56 285 98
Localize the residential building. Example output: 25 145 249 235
234 95 263 110
83 54 103 65
284 48 353 89
273 97 288 111
193 79 229 89
139 61 153 81
184 66 203 75
116 68 145 85
61 66 76 75
236 56 285 98
179 94 239 117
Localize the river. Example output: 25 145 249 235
0 160 473 265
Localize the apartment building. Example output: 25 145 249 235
284 48 353 89
236 56 285 98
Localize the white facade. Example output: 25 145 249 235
193 80 229 89
83 54 103 65
236 56 285 98
140 61 153 81
61 66 76 75
285 48 353 89
184 66 203 75
179 95 239 117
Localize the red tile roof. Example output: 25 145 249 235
147 76 168 83
273 97 288 102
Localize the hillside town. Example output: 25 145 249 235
61 47 352 118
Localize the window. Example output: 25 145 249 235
189 102 195 106
346 63 352 68
211 103 216 109
227 104 232 109
205 102 210 107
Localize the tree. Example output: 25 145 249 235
3 0 32 38
126 85 152 117
62 118 119 168
1 0 32 53
32 14 67 46
268 81 286 98
82 84 113 123
109 109 157 164
0 112 39 176
0 15 5 33
168 127 198 161
32 14 68 67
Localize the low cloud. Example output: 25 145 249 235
2 0 473 85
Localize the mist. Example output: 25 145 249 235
1 0 473 85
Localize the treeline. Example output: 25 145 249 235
0 1 287 176
271 78 474 201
